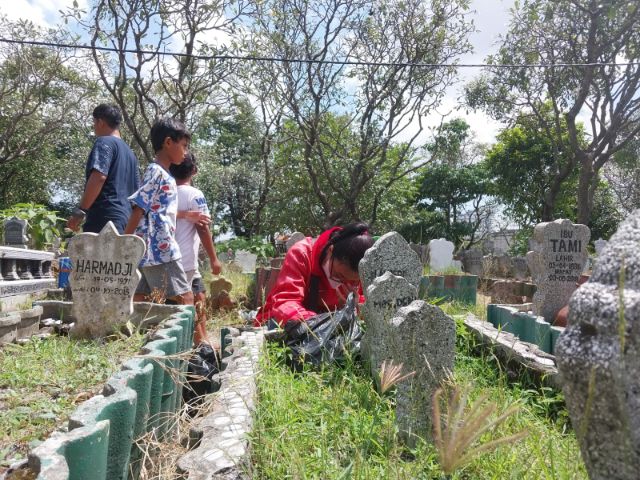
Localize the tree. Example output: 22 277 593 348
484 112 578 225
0 17 96 207
248 0 473 227
467 0 640 224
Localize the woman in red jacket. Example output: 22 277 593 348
254 223 374 327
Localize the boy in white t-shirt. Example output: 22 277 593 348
170 153 222 345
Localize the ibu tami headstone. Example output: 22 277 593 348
285 232 306 251
526 219 590 322
358 232 421 291
556 210 640 480
428 238 455 272
234 250 258 273
3 217 28 248
68 222 145 338
361 272 418 376
390 301 456 446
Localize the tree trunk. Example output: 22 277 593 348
577 152 595 225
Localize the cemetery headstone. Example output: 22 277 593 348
555 211 640 480
526 219 590 322
358 232 421 291
594 238 608 256
67 222 145 338
391 301 456 446
285 232 306 251
512 256 529 280
461 249 483 276
235 250 258 273
409 243 428 265
428 238 455 272
3 217 28 248
361 272 418 375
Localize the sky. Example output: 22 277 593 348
1 0 515 145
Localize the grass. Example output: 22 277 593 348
0 332 144 468
249 302 587 479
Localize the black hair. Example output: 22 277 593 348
169 152 197 180
92 103 122 129
150 117 192 153
321 222 374 271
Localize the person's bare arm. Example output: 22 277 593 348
177 210 211 227
124 205 145 235
66 170 107 231
196 224 222 275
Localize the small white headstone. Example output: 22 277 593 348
428 238 455 271
235 250 258 273
358 232 422 291
68 222 145 338
285 232 306 251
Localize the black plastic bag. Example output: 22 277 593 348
284 293 362 367
183 343 220 412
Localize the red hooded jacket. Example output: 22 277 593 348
254 227 364 326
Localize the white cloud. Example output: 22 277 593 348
1 0 86 27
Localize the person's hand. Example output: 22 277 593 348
66 215 82 232
182 210 211 227
210 257 222 275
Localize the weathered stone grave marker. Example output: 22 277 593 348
526 219 590 322
361 272 418 375
68 222 145 337
235 250 258 273
285 232 305 251
594 238 608 256
461 248 483 276
512 256 529 280
358 231 421 291
390 301 455 446
3 217 28 248
428 238 455 272
556 211 640 480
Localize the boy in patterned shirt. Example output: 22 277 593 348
124 117 193 305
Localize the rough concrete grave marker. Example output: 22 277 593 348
428 238 455 272
390 301 455 446
68 222 145 338
358 232 421 291
235 250 258 273
285 232 306 251
526 219 590 322
461 249 483 276
512 256 529 280
594 238 608 256
556 210 640 480
361 272 417 375
3 217 28 247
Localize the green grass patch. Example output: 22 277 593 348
0 333 144 467
250 306 586 479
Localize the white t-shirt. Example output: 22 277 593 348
175 184 210 273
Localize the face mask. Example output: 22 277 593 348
322 257 342 289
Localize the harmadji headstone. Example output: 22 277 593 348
512 256 529 280
526 219 590 322
461 249 483 276
358 232 421 291
428 238 455 272
556 210 640 480
390 301 455 446
68 222 145 338
285 232 306 251
361 272 418 376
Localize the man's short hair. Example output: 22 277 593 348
170 152 197 180
150 117 191 153
92 103 122 129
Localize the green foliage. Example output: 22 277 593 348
0 334 144 467
0 203 66 250
507 227 534 257
216 236 275 259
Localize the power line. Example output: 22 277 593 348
1 37 640 69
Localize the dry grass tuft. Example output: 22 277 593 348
378 360 415 394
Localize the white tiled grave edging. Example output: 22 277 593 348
178 329 264 480
462 313 560 387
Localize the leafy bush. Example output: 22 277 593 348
0 203 66 250
216 236 275 259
